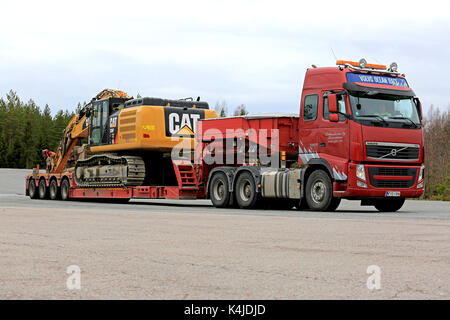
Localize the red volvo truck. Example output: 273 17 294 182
26 59 425 212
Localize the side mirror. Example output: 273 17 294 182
329 113 339 122
413 97 423 120
328 94 338 113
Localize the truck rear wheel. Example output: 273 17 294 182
374 198 405 212
28 178 38 199
235 171 258 209
49 179 60 200
305 170 332 211
209 172 230 208
38 179 48 199
60 179 70 201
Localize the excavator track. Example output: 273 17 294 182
74 154 145 188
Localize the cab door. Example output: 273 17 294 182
318 93 350 180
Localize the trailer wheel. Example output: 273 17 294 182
235 171 259 209
28 178 38 199
305 169 332 211
60 178 70 201
374 197 405 212
38 179 48 199
49 179 60 200
209 172 230 208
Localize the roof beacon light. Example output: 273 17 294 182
336 60 387 70
389 62 398 72
359 58 367 68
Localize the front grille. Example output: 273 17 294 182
368 167 417 189
377 167 409 176
366 143 419 161
371 180 410 188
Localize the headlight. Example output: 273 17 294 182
356 164 366 181
418 165 425 182
357 180 367 188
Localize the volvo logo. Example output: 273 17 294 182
379 146 408 159
390 148 398 157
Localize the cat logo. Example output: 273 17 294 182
164 107 205 137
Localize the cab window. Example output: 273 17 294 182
303 94 318 121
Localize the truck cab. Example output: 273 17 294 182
298 60 424 211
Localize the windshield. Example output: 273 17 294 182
348 93 420 125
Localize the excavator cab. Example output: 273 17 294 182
89 97 129 146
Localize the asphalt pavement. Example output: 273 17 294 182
0 168 449 299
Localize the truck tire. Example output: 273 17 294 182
374 197 405 212
294 199 310 211
28 178 38 199
327 197 341 212
235 171 259 209
38 179 48 199
305 169 333 211
60 178 70 201
209 172 230 208
49 179 60 200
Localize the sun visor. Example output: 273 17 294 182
343 82 416 97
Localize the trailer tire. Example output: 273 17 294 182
235 171 259 209
28 178 38 199
60 178 70 201
305 169 332 211
209 172 230 208
49 179 60 200
38 179 48 199
374 197 405 212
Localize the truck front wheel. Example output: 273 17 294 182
305 170 333 211
327 197 341 212
374 198 405 212
209 172 230 208
235 171 258 209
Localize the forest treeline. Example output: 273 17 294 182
0 91 448 200
0 91 74 169
423 106 450 200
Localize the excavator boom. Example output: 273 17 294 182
46 89 132 173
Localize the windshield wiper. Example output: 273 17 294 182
388 116 419 128
359 114 388 125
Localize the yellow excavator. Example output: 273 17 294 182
44 89 217 188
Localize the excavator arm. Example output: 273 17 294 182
45 89 131 173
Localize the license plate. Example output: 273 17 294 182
386 191 400 197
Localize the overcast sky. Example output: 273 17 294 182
1 0 449 116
